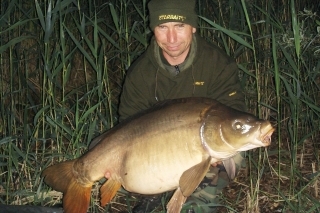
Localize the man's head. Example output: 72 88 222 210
148 0 198 64
148 0 198 30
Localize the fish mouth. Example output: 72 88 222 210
236 123 274 152
259 123 274 146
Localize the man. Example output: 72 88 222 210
118 0 246 212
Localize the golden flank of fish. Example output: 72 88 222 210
41 97 274 213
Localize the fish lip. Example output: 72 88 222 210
259 124 274 146
244 123 274 149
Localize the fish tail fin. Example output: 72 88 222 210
41 160 92 213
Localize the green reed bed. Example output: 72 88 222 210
0 0 319 212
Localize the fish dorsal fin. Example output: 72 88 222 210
89 131 109 149
100 179 122 206
222 158 236 180
166 187 187 213
179 157 212 197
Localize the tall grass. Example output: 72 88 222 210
204 0 320 211
1 0 319 212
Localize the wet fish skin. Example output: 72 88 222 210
41 97 274 213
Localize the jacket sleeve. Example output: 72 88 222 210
118 70 153 122
208 59 247 112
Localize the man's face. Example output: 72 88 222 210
154 22 196 64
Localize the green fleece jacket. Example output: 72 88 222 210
119 33 246 121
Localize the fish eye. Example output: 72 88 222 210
234 122 243 130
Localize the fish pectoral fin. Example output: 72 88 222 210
100 179 122 206
222 158 236 180
166 187 187 213
179 157 212 197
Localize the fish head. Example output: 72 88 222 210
221 113 274 151
201 104 274 159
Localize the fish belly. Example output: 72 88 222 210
119 130 205 194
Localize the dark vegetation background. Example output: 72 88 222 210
0 0 319 212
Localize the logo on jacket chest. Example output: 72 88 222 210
193 81 205 86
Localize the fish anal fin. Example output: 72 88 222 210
41 160 93 213
222 158 236 180
100 179 122 206
179 157 211 196
63 182 92 213
167 187 187 213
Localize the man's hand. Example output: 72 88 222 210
211 161 222 167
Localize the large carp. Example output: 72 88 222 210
41 97 274 213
